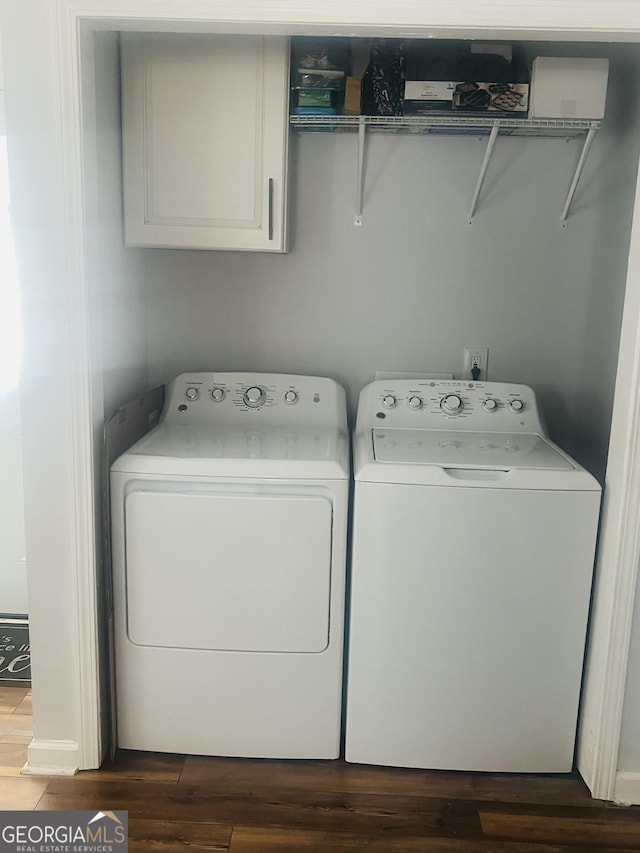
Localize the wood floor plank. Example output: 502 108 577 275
0 741 28 770
14 693 32 715
0 776 47 809
181 756 601 808
0 713 33 736
228 825 637 852
0 766 28 778
80 751 185 783
480 807 640 848
0 735 32 745
24 753 640 849
472 773 605 808
129 818 231 852
37 779 481 837
180 756 476 799
0 687 29 708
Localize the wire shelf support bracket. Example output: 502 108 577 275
288 115 601 227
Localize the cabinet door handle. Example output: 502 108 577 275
268 178 274 241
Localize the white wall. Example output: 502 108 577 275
0 0 83 757
0 29 27 616
145 42 640 483
0 27 5 132
0 389 27 615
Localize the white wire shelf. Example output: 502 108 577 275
289 114 601 226
289 114 601 138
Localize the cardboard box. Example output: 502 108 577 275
404 81 528 116
529 57 609 119
403 80 455 114
344 76 361 115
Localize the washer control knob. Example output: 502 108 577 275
441 394 463 415
382 395 397 409
185 386 199 401
509 399 524 413
243 386 266 408
284 390 298 405
483 398 498 412
211 387 225 402
408 395 423 410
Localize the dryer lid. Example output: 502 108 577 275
126 423 346 462
372 429 575 470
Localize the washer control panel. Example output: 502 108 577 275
357 379 545 435
162 372 346 428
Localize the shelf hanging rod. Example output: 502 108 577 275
467 124 500 225
355 116 366 226
560 127 597 227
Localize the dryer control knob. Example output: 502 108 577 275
441 394 463 415
408 395 423 410
244 386 266 408
509 399 524 413
483 398 498 412
382 395 397 409
185 386 199 401
284 390 298 404
211 387 225 402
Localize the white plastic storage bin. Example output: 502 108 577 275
529 57 609 119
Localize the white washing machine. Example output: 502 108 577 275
110 372 349 759
345 379 601 773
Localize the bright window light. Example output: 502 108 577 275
0 136 21 393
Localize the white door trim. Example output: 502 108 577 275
23 740 80 776
54 2 103 770
51 0 640 783
576 159 640 800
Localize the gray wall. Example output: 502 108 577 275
81 28 148 757
85 31 148 419
88 35 640 774
144 43 640 482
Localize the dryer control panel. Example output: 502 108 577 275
357 380 546 435
161 372 347 429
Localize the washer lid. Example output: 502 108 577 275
372 429 575 470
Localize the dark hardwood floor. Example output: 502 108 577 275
2 685 640 850
36 751 640 851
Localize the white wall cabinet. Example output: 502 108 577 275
121 33 290 252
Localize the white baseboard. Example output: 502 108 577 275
22 739 79 776
613 771 640 805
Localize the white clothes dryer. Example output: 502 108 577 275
111 372 349 759
345 379 601 773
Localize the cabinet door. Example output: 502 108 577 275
121 33 289 252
